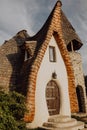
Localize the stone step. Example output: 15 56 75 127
85 124 87 128
38 126 53 130
39 121 84 130
48 115 71 123
39 115 85 130
72 113 87 118
43 119 77 128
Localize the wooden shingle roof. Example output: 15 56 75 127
61 11 82 50
26 0 83 52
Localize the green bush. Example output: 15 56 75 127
0 91 27 130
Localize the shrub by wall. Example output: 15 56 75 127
0 91 27 130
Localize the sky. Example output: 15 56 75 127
0 0 87 74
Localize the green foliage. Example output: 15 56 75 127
0 91 27 130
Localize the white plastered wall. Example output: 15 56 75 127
27 36 71 128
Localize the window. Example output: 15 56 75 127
24 50 29 61
49 46 56 62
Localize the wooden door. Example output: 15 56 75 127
46 80 60 115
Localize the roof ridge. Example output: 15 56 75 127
28 0 82 51
28 0 62 40
57 0 62 7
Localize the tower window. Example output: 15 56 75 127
49 46 56 62
25 50 29 61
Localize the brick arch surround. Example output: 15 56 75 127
24 32 79 122
54 33 79 111
24 2 79 122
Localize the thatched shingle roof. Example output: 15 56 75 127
61 11 82 50
26 0 83 53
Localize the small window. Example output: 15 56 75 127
25 50 29 61
49 46 56 62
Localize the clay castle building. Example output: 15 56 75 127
0 0 87 129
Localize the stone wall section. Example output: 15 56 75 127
69 52 84 87
0 39 22 92
69 52 87 112
0 30 28 92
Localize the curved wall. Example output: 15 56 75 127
28 36 71 127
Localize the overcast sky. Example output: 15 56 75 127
0 0 87 74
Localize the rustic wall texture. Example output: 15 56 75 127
0 30 28 92
69 52 87 112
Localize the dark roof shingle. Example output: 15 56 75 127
26 0 83 54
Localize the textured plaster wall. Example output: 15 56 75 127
27 36 71 128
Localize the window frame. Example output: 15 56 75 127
49 46 56 62
24 50 29 61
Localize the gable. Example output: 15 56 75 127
33 36 70 125
24 1 79 122
37 35 68 90
27 0 82 57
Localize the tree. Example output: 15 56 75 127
0 91 27 130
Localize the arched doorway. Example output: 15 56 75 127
76 85 86 113
46 80 60 115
